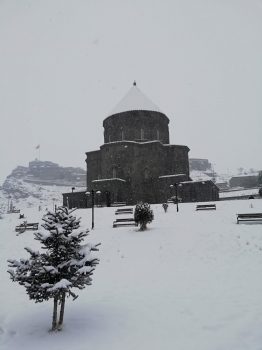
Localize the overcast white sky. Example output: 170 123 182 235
1 0 262 184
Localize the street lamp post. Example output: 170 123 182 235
170 183 179 212
71 187 75 209
85 190 101 229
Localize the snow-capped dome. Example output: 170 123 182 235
108 82 162 116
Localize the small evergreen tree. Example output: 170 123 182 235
8 206 100 331
134 202 154 230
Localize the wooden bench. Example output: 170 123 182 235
111 202 127 207
15 222 39 233
115 208 133 215
236 213 262 224
7 209 20 214
196 204 216 211
113 218 138 228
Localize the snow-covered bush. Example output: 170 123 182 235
162 203 168 213
7 206 100 331
134 202 154 230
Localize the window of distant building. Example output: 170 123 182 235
109 135 111 143
98 173 101 180
157 130 160 140
113 167 117 178
144 168 149 179
141 129 144 140
122 131 125 141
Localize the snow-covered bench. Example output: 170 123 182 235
196 204 216 211
111 202 127 207
115 208 133 215
15 222 39 233
7 209 20 214
113 218 138 228
236 213 262 224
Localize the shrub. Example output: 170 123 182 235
134 203 154 230
162 203 168 212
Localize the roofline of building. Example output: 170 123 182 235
86 140 190 154
103 109 170 125
92 178 126 183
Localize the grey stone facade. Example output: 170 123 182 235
229 175 258 188
63 83 219 207
86 140 190 205
85 84 191 206
103 110 170 144
177 180 219 203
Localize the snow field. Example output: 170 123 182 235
1 199 262 350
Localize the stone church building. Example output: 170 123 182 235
63 83 219 208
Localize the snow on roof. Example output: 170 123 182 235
230 174 258 179
103 140 162 146
92 178 126 182
180 180 214 184
101 140 188 147
108 84 162 116
189 170 214 182
159 174 186 179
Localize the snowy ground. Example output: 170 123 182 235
1 199 262 350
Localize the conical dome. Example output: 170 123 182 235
103 83 169 144
108 83 162 116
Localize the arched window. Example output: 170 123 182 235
122 131 125 141
97 174 101 180
109 135 111 143
141 129 144 140
157 130 160 140
113 167 117 178
144 168 149 179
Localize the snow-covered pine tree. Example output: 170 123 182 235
7 206 100 331
134 202 154 230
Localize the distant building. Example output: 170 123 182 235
10 166 28 178
63 83 219 208
229 175 258 189
215 182 230 191
189 159 211 172
9 160 86 186
177 180 219 202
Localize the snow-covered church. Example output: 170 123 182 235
63 82 219 208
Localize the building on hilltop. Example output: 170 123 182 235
8 160 86 186
189 158 212 172
63 82 219 208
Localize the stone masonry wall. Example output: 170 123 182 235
103 110 170 144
